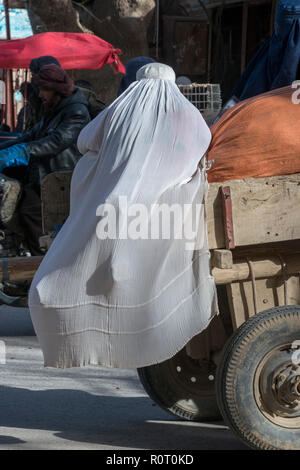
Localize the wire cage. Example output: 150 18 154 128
178 83 222 125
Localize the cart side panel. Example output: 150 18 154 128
226 275 300 329
207 173 300 249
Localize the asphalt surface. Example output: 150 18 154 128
0 305 248 450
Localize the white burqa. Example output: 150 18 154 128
28 63 218 368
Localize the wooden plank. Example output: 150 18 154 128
220 186 235 249
0 256 42 282
206 174 300 249
227 275 300 330
212 253 300 284
41 172 300 250
226 283 245 329
4 253 300 286
212 249 233 269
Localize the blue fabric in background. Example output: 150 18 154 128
231 0 300 100
117 57 156 96
0 143 30 172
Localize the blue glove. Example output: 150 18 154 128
0 143 30 172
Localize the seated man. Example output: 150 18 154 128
0 64 90 255
16 56 62 133
2 56 63 184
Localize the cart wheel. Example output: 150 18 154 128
138 347 221 421
216 306 300 450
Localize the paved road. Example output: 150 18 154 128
0 306 248 450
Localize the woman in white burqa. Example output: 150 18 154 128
28 63 219 369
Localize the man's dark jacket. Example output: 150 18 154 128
2 87 90 185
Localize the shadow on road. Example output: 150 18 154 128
0 307 35 336
0 385 248 450
0 435 25 445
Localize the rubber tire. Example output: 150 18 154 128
216 306 300 450
138 348 221 422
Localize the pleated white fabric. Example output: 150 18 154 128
28 63 219 369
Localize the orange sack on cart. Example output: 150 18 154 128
207 85 300 182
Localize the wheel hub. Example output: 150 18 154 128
168 348 216 397
276 367 300 406
254 342 300 429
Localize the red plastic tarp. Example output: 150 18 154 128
0 32 125 73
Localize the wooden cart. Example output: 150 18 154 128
1 171 299 450
139 173 300 450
